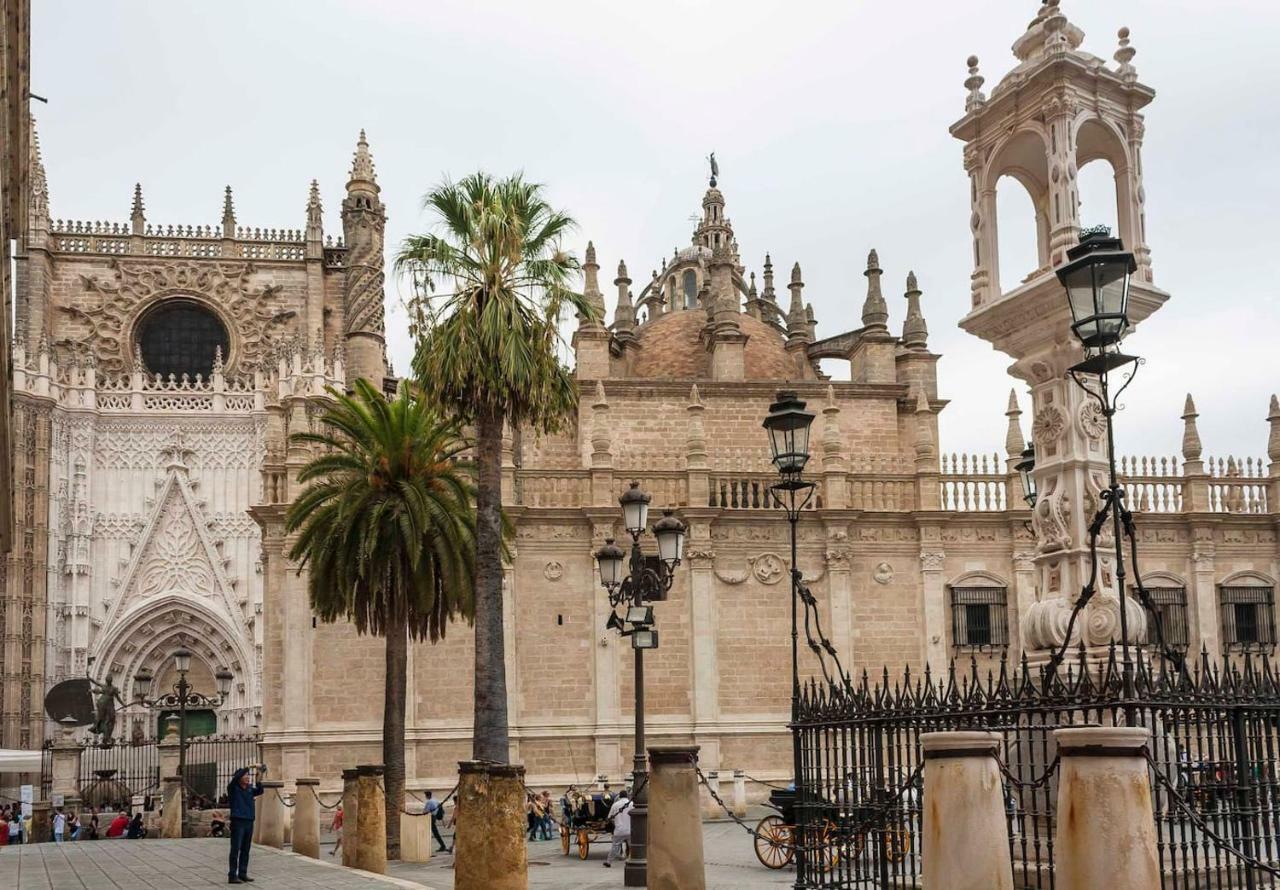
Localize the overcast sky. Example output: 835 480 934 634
31 0 1279 463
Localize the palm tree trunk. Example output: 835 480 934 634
383 611 407 859
472 406 510 763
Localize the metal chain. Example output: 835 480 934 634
993 754 1061 791
1144 750 1280 878
272 787 296 808
744 775 790 790
305 783 342 811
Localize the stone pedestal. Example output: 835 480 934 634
355 764 387 875
292 778 320 858
159 776 183 839
341 768 360 868
400 811 432 863
647 746 705 890
454 761 527 890
259 780 285 848
30 800 51 844
922 731 1012 890
731 770 746 818
700 770 721 821
1054 726 1158 890
49 733 81 799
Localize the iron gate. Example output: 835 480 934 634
794 646 1280 889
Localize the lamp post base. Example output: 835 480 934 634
623 859 647 887
625 804 647 886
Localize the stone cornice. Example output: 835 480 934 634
575 377 907 401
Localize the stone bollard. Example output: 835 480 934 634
259 780 285 848
292 778 320 858
1054 726 1159 890
732 770 747 817
253 792 263 843
400 809 432 863
355 764 387 875
341 768 360 868
283 797 293 846
648 746 706 890
455 761 528 890
922 731 1012 890
159 776 184 839
700 770 721 820
30 800 51 844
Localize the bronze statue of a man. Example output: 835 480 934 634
89 675 125 747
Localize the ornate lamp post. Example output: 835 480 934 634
1015 445 1038 507
595 482 686 888
762 391 816 886
1049 227 1180 693
134 649 234 811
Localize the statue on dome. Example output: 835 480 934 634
708 152 718 187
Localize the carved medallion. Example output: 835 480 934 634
542 560 564 582
873 562 894 585
751 553 785 585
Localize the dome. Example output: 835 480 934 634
676 245 712 264
630 309 796 380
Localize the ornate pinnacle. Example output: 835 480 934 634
901 270 928 349
1181 393 1203 463
964 55 986 110
350 129 377 183
1004 389 1025 458
130 183 146 233
1114 27 1137 81
1267 394 1280 464
861 249 888 331
786 263 807 337
761 254 776 301
221 186 236 232
213 345 224 375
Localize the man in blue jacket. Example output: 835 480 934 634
227 763 265 884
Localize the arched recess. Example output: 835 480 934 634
1075 117 1135 248
1220 570 1276 588
983 128 1051 297
948 569 1012 590
91 593 254 736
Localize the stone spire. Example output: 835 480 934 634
761 254 776 302
590 380 612 469
613 259 635 333
341 130 388 385
28 115 48 230
786 262 808 339
349 128 377 186
305 180 323 258
963 55 986 111
1181 393 1203 464
901 270 928 349
1004 389 1025 459
861 249 889 331
805 303 817 340
914 384 936 462
130 183 146 235
1267 394 1280 468
580 240 606 325
221 186 236 235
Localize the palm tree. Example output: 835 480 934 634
396 173 592 763
286 378 476 858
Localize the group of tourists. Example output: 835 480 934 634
0 803 145 844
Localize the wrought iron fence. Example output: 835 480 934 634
40 734 259 811
794 646 1280 889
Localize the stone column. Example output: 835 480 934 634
292 777 320 858
647 746 705 890
921 731 1012 890
259 780 285 849
157 720 181 787
355 764 387 875
30 800 51 844
400 810 431 863
341 768 360 868
1053 726 1158 890
454 761 527 890
159 776 183 839
732 770 747 818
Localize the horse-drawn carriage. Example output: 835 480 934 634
558 788 622 860
753 784 913 871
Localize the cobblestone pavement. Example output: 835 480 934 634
385 818 796 890
0 838 427 889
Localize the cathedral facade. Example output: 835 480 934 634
4 2 1277 797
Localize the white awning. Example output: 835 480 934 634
0 749 42 773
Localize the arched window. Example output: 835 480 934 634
135 299 230 379
682 270 698 309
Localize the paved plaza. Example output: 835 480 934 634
0 838 423 890
0 818 796 890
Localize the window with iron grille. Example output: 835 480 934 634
1220 586 1276 651
1140 586 1189 652
950 587 1008 650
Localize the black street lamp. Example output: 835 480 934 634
762 390 816 886
1050 226 1182 693
1015 444 1038 508
595 483 686 888
134 649 234 825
